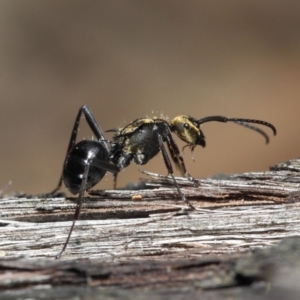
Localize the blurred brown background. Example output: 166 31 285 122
0 1 299 194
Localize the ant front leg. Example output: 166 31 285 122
164 133 199 186
157 135 195 210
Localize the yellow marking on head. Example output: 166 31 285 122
170 115 202 145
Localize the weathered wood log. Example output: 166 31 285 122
0 158 300 298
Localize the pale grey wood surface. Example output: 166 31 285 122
0 159 300 261
1 159 300 299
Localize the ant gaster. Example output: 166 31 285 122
51 105 120 259
52 105 276 258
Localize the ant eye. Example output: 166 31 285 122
183 123 190 129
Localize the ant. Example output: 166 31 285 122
51 105 276 258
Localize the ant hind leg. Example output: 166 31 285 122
55 159 91 259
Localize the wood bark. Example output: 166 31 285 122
1 158 300 299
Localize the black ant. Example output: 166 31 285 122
51 105 276 258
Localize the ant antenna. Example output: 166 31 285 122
196 116 276 143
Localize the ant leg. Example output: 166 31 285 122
55 159 91 259
110 153 132 189
164 133 197 185
51 105 110 194
113 173 118 190
92 157 120 189
157 135 195 210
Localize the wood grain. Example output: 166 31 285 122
1 158 300 298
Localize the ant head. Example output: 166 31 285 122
170 115 206 148
170 114 276 151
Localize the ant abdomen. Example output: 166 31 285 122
63 140 108 194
